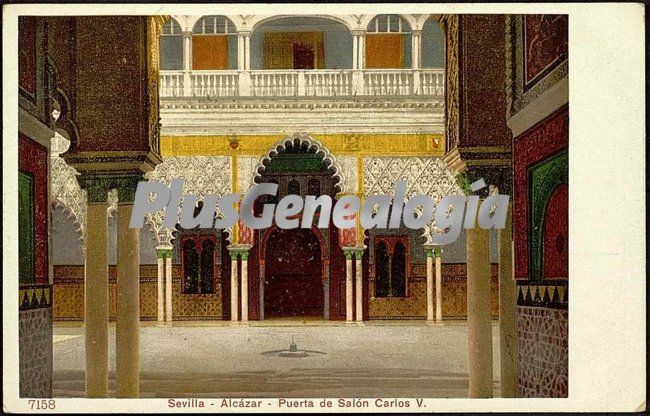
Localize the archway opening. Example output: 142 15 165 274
251 16 353 70
254 137 342 320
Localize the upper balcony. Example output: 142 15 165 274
160 68 444 99
158 14 446 136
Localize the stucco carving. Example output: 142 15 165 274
363 156 463 243
145 156 232 244
237 156 260 193
337 156 359 194
50 156 87 243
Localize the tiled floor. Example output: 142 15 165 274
53 321 501 398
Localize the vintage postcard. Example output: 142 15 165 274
2 2 645 413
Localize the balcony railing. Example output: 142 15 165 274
160 69 444 99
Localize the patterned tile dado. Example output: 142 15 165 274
53 263 500 321
52 265 223 321
517 281 567 310
19 307 53 397
367 264 500 320
20 285 51 311
516 305 568 397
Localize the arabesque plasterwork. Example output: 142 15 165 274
363 156 463 243
145 156 232 244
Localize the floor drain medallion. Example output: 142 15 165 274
261 338 326 358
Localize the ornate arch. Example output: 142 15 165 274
145 155 233 245
359 14 419 32
252 133 348 195
249 14 354 32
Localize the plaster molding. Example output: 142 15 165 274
508 76 568 138
19 107 54 148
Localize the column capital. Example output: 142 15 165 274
411 29 423 35
424 245 443 258
351 245 366 259
237 30 252 37
79 173 144 204
228 244 252 260
351 29 366 37
342 247 356 260
156 245 173 259
78 174 112 203
113 174 144 204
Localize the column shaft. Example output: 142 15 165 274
466 227 493 398
244 35 251 70
183 33 192 71
355 254 363 322
499 207 517 397
426 252 434 321
237 34 244 70
345 255 353 322
165 256 173 322
352 35 359 70
84 202 109 398
359 35 366 69
230 255 239 321
435 253 443 321
156 256 164 323
115 203 140 397
241 256 249 323
412 33 421 69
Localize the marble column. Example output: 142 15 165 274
352 34 359 70
425 246 434 322
182 31 192 97
244 32 251 70
351 30 365 94
83 193 109 398
412 30 421 94
359 32 366 69
156 246 173 323
115 188 141 398
229 249 239 322
344 248 354 322
156 249 165 323
354 247 364 323
411 30 422 69
498 205 517 397
237 32 245 70
466 226 493 398
435 247 443 322
165 252 173 322
240 247 251 323
238 31 252 96
182 31 192 70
